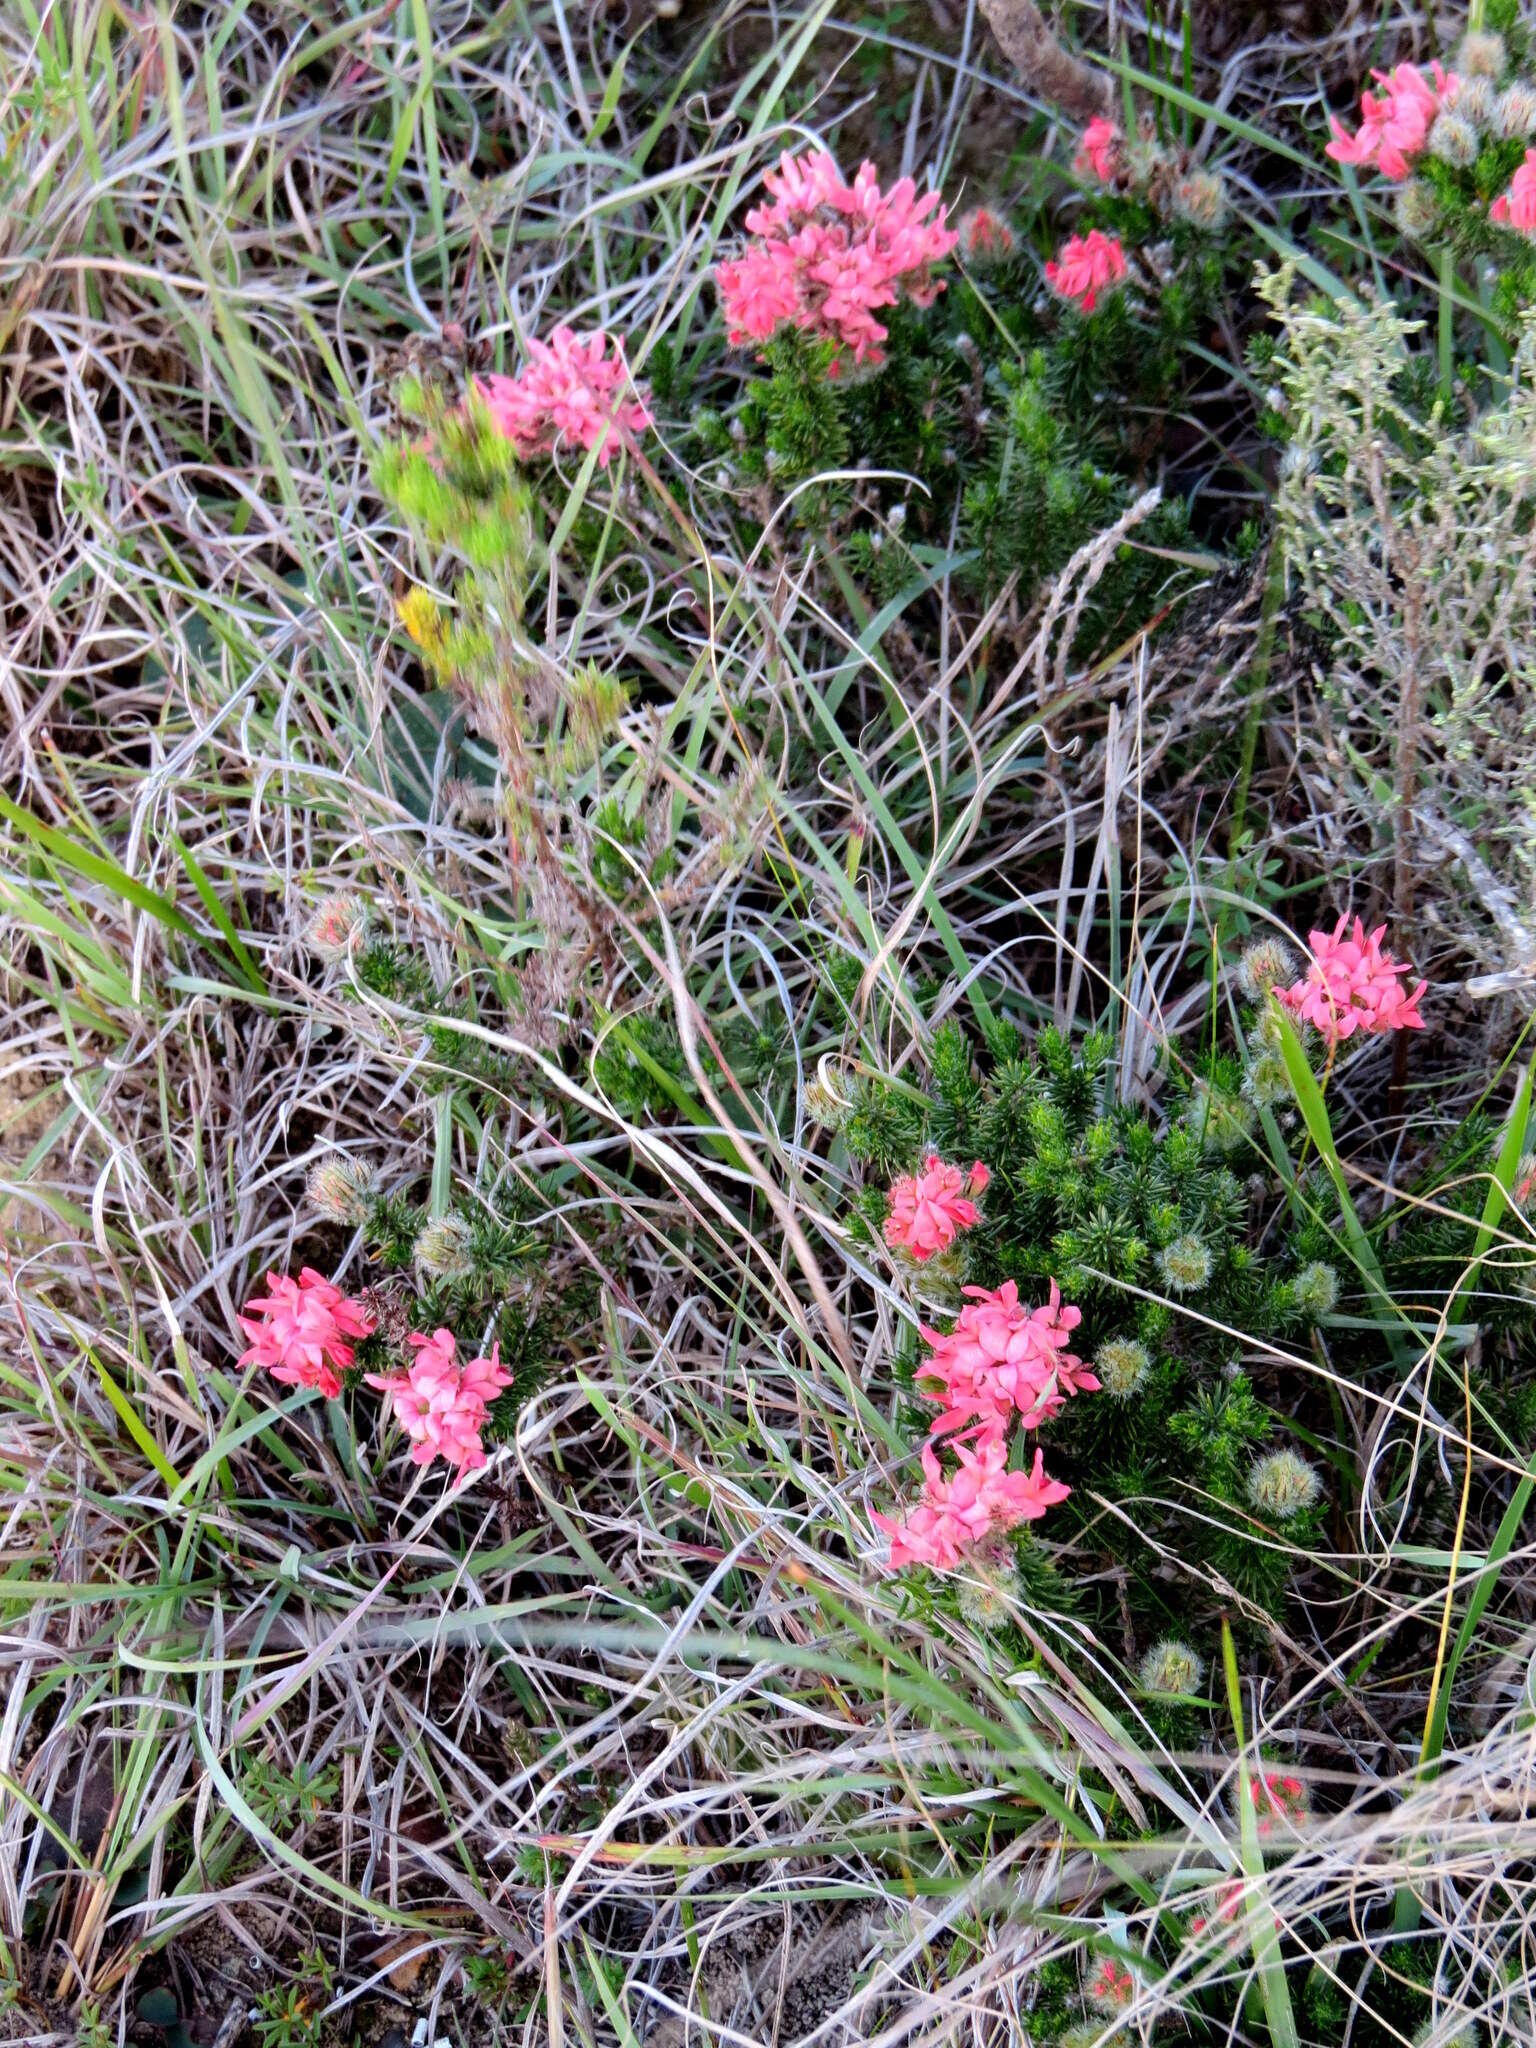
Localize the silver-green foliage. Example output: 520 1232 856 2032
1261 263 1536 976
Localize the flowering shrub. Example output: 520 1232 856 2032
687 109 1231 637
715 148 957 371
1322 19 1536 316
473 326 652 468
847 1024 1333 1630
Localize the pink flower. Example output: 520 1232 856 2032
1277 915 1427 1047
956 206 1016 260
1491 148 1536 230
883 1155 990 1261
918 1278 1097 1440
1045 229 1127 312
1087 1956 1136 2013
366 1328 514 1478
875 1439 1070 1571
237 1267 376 1401
1251 1770 1309 1835
1074 116 1121 182
474 327 652 469
715 149 957 371
1325 62 1455 181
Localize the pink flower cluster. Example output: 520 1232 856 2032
366 1327 513 1477
715 149 957 371
874 1438 1069 1570
1325 61 1456 181
918 1279 1098 1439
237 1267 376 1400
877 1260 1085 1572
1492 148 1536 231
1277 915 1427 1047
238 1269 512 1482
884 1155 989 1261
1074 117 1122 183
1045 228 1127 312
473 326 652 469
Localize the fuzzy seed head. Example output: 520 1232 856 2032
1412 2019 1480 2048
1095 1337 1153 1400
305 1155 379 1227
802 1079 849 1131
305 892 370 960
1190 1080 1255 1157
1292 1260 1339 1317
1247 1448 1322 1519
412 1212 477 1282
1394 179 1441 239
1138 1637 1205 1696
1170 169 1229 229
1497 82 1536 139
956 1552 1020 1630
1456 30 1506 81
1123 137 1163 187
1237 937 1297 1000
1244 1052 1292 1110
1429 112 1479 167
1450 75 1497 129
1159 1233 1214 1294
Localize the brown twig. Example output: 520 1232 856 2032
977 0 1112 121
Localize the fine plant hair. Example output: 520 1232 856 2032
1260 262 1536 980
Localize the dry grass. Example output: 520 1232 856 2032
1 5 1534 2047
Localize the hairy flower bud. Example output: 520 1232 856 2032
956 1543 1020 1630
1449 75 1496 129
1190 1080 1256 1157
1428 112 1479 167
1170 170 1229 229
1094 1336 1152 1400
1237 937 1297 1000
1455 30 1506 81
1292 1260 1339 1317
305 1154 379 1227
1086 1955 1137 2015
1394 179 1440 240
802 1079 849 1131
305 892 370 960
1412 2018 1480 2048
1158 1233 1214 1294
412 1212 477 1282
956 206 1016 262
1496 82 1536 139
1247 1448 1322 1519
1138 1637 1206 1696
